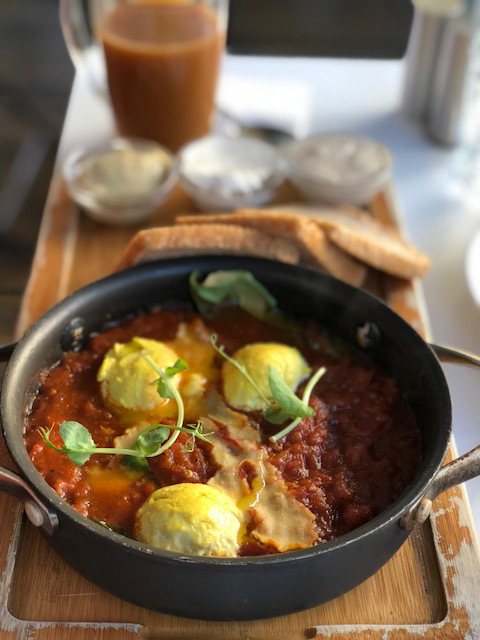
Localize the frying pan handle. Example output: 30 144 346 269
0 342 59 534
401 343 480 530
430 343 480 368
0 466 59 535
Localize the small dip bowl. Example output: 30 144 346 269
284 134 392 206
178 135 286 211
63 138 178 226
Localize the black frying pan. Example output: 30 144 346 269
1 256 479 620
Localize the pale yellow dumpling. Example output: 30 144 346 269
97 337 180 420
135 483 242 557
222 342 311 411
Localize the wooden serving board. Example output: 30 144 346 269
1 173 479 639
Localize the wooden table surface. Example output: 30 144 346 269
1 169 479 638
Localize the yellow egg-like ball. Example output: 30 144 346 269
222 342 310 411
97 337 180 420
135 483 242 557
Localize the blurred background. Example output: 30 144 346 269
227 0 413 57
0 0 73 346
0 0 414 348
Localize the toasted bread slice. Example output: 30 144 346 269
244 204 430 280
307 208 430 279
116 223 300 271
175 211 367 286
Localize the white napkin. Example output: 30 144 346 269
216 65 313 139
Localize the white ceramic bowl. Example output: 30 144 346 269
178 135 286 211
284 134 392 206
63 138 178 226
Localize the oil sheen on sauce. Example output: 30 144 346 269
101 1 224 151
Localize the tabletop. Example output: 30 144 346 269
54 53 480 541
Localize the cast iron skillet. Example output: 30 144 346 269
1 256 480 621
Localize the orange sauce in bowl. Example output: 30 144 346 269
101 1 224 151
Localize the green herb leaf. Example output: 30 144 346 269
60 421 96 450
40 421 97 466
268 367 314 420
136 424 170 456
120 427 151 471
121 455 149 472
269 366 327 443
262 405 290 425
190 270 277 320
165 358 188 377
144 355 187 399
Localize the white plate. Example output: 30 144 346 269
465 229 480 307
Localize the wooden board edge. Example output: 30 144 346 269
14 170 79 340
1 182 479 638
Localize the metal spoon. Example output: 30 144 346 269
215 108 295 145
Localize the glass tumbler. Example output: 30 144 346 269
60 0 228 151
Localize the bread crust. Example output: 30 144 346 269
305 207 430 278
176 211 367 286
116 204 430 283
240 205 431 279
116 223 300 271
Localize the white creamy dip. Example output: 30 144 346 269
179 136 284 197
71 146 172 204
283 134 392 205
287 134 392 186
63 138 177 225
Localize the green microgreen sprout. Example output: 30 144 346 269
263 366 315 425
39 355 213 467
143 355 186 454
210 333 271 406
211 334 326 442
267 366 326 443
189 270 277 321
39 421 152 466
190 269 308 347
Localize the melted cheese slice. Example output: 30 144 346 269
249 464 317 552
204 391 317 552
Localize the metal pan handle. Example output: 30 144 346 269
0 467 59 535
0 342 59 534
402 343 480 530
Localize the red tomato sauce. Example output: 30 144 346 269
24 307 421 551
